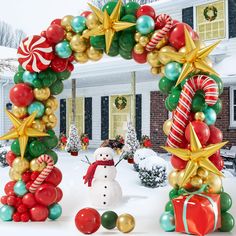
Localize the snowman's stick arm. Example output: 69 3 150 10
115 151 125 167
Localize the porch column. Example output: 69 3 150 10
131 71 136 127
71 78 76 125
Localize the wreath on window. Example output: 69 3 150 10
204 5 218 22
115 96 127 110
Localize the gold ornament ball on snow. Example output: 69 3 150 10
32 119 46 132
86 13 99 29
61 15 74 31
195 112 205 121
134 32 142 42
30 159 46 172
12 105 27 119
134 43 144 54
159 46 177 65
139 36 149 47
117 214 135 233
12 157 29 174
205 172 222 194
197 167 209 179
74 52 89 63
168 170 179 188
163 119 173 136
190 175 203 188
87 47 103 61
9 168 21 181
34 87 50 101
70 35 87 53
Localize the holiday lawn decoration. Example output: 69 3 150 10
114 96 127 110
58 133 67 150
65 124 80 156
204 5 218 22
140 135 152 148
0 0 234 231
80 133 89 150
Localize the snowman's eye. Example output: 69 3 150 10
100 154 102 156
106 154 109 157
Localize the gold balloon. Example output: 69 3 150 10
61 15 74 31
48 114 57 123
139 36 149 47
12 157 29 174
151 67 161 75
32 119 46 132
9 168 21 181
117 214 135 233
42 115 49 123
163 119 173 136
46 120 57 129
30 159 46 172
168 170 179 188
45 97 58 111
134 43 144 54
197 167 209 179
195 112 205 121
87 46 103 61
147 50 161 67
45 107 53 116
194 39 206 49
34 87 50 101
161 66 165 76
177 169 185 186
159 46 177 65
74 52 89 63
205 172 222 194
190 175 203 188
134 32 141 42
179 46 187 53
86 13 99 29
12 105 27 119
70 35 87 53
66 31 74 41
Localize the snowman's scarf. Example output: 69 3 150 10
83 160 115 187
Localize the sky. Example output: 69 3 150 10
0 0 90 35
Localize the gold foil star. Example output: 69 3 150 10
0 111 49 158
162 123 227 187
160 27 220 86
83 0 135 53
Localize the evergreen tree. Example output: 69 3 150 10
65 124 80 155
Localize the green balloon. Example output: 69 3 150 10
211 99 222 115
47 129 55 137
106 40 119 57
11 139 21 156
50 79 64 95
102 1 125 18
159 76 175 94
90 35 105 49
119 32 135 52
18 65 25 72
29 140 46 158
101 211 118 230
169 189 179 200
42 135 58 149
39 69 57 87
57 70 71 80
165 201 174 213
124 2 140 15
32 79 43 88
121 15 137 32
45 149 58 164
178 188 186 196
220 212 235 232
169 88 181 104
209 74 223 95
191 93 207 113
220 192 232 213
165 96 176 112
119 47 132 60
14 72 24 84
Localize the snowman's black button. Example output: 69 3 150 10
104 186 107 188
103 202 106 205
104 166 106 168
104 175 107 178
103 194 106 197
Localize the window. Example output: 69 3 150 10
196 0 226 41
230 87 236 128
67 97 84 135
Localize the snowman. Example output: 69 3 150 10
83 147 122 209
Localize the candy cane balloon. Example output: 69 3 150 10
167 75 219 148
145 14 173 52
29 154 54 193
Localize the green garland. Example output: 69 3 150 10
115 96 127 110
204 5 218 22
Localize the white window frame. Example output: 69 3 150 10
230 86 236 128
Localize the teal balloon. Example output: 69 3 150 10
57 70 71 80
209 74 223 95
45 149 58 164
165 62 182 81
14 71 24 84
159 76 175 94
0 205 14 221
22 71 38 85
165 201 174 214
102 1 125 17
55 41 72 59
90 35 105 50
50 79 64 95
204 107 216 125
27 101 45 118
136 15 155 35
220 192 232 212
191 93 207 112
29 140 46 158
14 180 28 196
124 2 140 15
121 15 136 32
160 212 175 232
220 212 235 232
11 139 21 156
48 204 62 220
211 99 222 115
71 16 86 33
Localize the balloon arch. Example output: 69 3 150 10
0 0 234 234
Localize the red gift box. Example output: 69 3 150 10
172 193 221 236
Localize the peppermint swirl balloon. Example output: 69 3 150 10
17 35 53 72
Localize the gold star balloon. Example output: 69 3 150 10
160 27 220 86
0 111 49 158
162 123 227 187
83 0 136 53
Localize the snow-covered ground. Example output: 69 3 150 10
0 149 235 236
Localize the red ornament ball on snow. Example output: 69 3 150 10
209 150 224 171
10 83 34 107
30 205 49 221
35 183 57 206
185 121 210 145
171 155 187 170
208 125 223 144
75 208 101 234
136 5 156 19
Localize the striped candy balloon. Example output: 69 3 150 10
145 14 173 52
29 154 54 193
17 35 53 73
167 75 219 148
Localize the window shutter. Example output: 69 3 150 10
228 0 236 38
60 99 66 135
135 94 142 141
101 96 109 140
182 7 194 28
85 97 92 139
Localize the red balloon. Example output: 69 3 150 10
13 212 21 222
6 151 16 167
10 83 34 107
67 62 74 72
75 208 101 234
15 197 22 208
22 193 37 208
136 5 156 19
22 171 31 183
1 196 8 205
31 171 40 181
208 125 223 144
41 30 47 37
21 212 30 222
30 205 49 221
209 150 224 171
185 121 210 145
51 56 68 72
4 181 16 195
35 184 57 206
26 181 33 191
68 55 75 62
132 50 147 64
17 204 28 213
55 187 63 203
80 11 92 18
7 196 17 206
46 25 65 44
171 155 187 170
45 167 62 186
169 23 195 50
51 18 62 26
